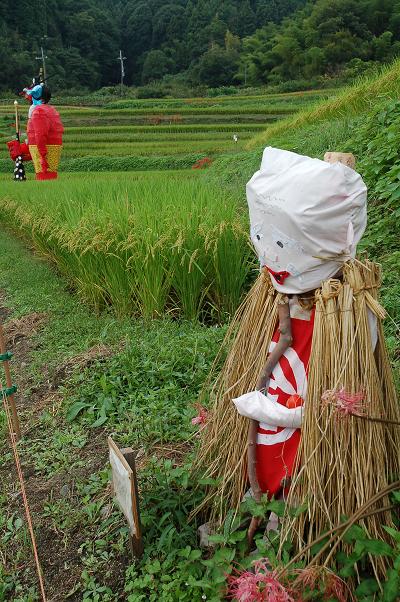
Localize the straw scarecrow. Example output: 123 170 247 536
195 147 400 577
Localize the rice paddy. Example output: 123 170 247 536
0 89 336 319
0 172 255 321
0 88 335 166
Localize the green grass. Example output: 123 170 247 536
248 59 400 149
0 226 225 599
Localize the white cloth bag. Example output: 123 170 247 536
233 390 303 430
246 147 367 294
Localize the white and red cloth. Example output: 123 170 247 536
234 300 314 496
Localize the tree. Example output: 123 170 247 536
304 46 326 77
141 49 173 83
197 44 239 86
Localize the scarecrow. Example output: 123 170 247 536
7 83 64 180
195 147 400 576
26 85 64 180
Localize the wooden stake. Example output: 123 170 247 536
0 321 21 440
121 447 144 559
247 297 292 544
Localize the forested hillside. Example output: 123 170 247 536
1 0 400 92
0 0 305 91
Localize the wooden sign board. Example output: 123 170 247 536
108 436 143 557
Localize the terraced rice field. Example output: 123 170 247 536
0 88 336 319
0 89 334 168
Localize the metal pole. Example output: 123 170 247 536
36 36 48 82
41 47 47 81
14 100 20 141
0 321 21 440
117 50 127 96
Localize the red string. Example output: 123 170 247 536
1 384 47 601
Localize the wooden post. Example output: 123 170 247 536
108 437 143 559
0 321 21 440
121 447 144 558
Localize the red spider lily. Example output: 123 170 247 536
227 560 294 602
292 566 321 590
324 572 352 601
192 157 213 169
321 387 365 418
292 566 353 602
191 404 208 427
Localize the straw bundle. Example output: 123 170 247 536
193 268 280 520
281 259 400 575
194 258 400 575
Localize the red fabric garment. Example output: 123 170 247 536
27 104 64 162
256 306 315 497
7 140 31 162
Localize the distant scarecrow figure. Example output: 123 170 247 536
26 85 64 180
195 147 400 578
7 82 64 181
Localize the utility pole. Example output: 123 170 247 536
35 36 48 81
117 50 127 96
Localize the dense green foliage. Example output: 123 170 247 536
0 0 305 92
241 0 400 85
2 0 400 93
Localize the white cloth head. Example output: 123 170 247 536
246 147 367 293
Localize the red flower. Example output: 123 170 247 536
227 560 294 602
292 566 354 602
321 388 366 418
191 404 208 427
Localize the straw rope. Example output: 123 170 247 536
1 385 47 600
194 259 400 576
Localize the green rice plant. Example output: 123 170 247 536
167 205 211 321
64 131 256 144
61 139 240 157
0 173 253 321
64 123 266 136
206 220 255 320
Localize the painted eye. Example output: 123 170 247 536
276 241 284 248
256 235 260 240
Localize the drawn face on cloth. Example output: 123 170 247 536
246 147 367 294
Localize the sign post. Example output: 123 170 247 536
108 436 143 558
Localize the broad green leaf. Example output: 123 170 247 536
383 569 400 602
355 578 379 595
66 401 88 422
90 413 108 428
358 538 393 557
